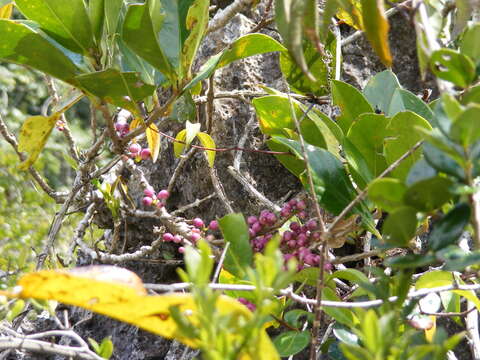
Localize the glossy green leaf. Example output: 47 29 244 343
117 38 159 85
252 95 295 136
15 0 94 55
181 0 209 78
460 24 480 65
343 138 374 188
361 310 379 353
461 85 480 105
0 20 79 82
267 138 305 177
104 0 123 37
74 69 155 114
360 0 392 68
88 0 105 42
323 287 356 326
184 34 286 91
430 49 476 88
294 267 320 287
280 31 337 96
197 132 216 168
385 254 436 269
384 111 432 181
388 88 434 122
346 113 388 177
168 91 197 122
450 105 480 147
424 141 465 180
218 213 253 278
122 1 176 83
367 178 406 212
363 70 401 113
273 331 310 357
404 176 453 212
275 0 315 81
331 80 373 133
332 323 359 347
438 246 480 271
428 203 470 251
406 158 436 186
382 206 417 246
159 0 194 74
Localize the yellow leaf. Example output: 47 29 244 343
10 266 279 359
360 0 392 68
174 129 187 157
18 114 60 170
336 0 363 30
130 117 143 131
197 132 216 167
0 3 13 19
146 123 160 162
425 315 436 342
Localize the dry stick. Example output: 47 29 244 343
287 97 327 359
331 249 380 265
206 0 255 34
212 242 230 283
0 114 67 203
171 193 217 216
328 140 424 232
206 152 235 213
167 147 197 195
44 76 80 162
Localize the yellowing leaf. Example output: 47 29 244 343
130 117 143 130
360 0 392 68
174 129 187 157
425 315 436 342
9 267 279 359
185 120 201 146
0 3 13 19
18 114 60 170
336 0 363 29
197 132 216 167
146 123 160 162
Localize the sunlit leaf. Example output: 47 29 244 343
363 70 401 113
174 129 187 157
146 123 161 162
273 331 310 356
430 49 476 88
367 178 406 212
18 114 60 170
197 132 216 167
0 2 13 18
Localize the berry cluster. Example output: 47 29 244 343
129 143 151 161
142 186 169 208
114 120 130 137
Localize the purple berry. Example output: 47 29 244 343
209 220 219 231
296 200 306 210
156 202 164 208
280 208 291 218
266 212 276 225
287 240 297 248
288 199 297 207
283 231 293 242
129 143 141 155
192 218 204 228
115 121 129 132
247 216 258 225
298 211 307 219
259 215 269 226
157 190 170 199
163 233 174 242
251 222 262 233
311 232 321 240
324 263 333 271
140 148 151 160
290 222 300 232
144 187 155 198
142 196 153 206
249 228 256 238
306 220 317 231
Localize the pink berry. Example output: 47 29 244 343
156 202 164 208
173 235 183 243
115 121 128 132
192 218 204 228
129 143 141 155
163 233 174 242
296 200 306 210
142 196 153 206
249 228 256 238
144 187 155 197
283 231 293 242
178 247 185 254
247 216 258 225
209 220 219 231
157 190 170 199
287 240 297 248
298 211 307 219
324 263 333 271
251 222 262 233
280 208 291 218
189 232 201 242
140 148 151 160
306 220 317 231
266 212 277 225
288 199 297 207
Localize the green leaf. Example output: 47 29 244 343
406 158 436 186
98 336 114 359
403 176 453 212
363 70 401 113
461 85 480 105
294 267 319 286
423 143 464 180
159 0 194 75
449 105 480 147
184 33 286 91
428 203 470 251
346 113 388 177
272 137 360 215
267 138 305 177
122 1 176 83
382 206 417 246
168 91 197 122
284 309 313 329
329 269 370 290
15 0 94 55
361 310 379 353
367 178 406 212
88 0 105 42
218 213 253 278
360 0 392 68
0 20 79 82
273 331 310 357
181 0 209 78
384 111 432 181
438 246 480 271
74 69 155 114
385 254 436 269
331 80 373 133
253 95 295 136
275 0 315 81
388 88 434 122
323 287 356 326
280 31 337 96
197 132 216 168
460 24 480 65
104 0 123 38
430 49 476 88
332 323 359 346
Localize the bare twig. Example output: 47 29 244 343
212 242 230 283
171 193 217 216
205 153 234 213
206 0 255 34
330 250 380 265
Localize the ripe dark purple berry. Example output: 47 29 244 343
290 222 300 232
